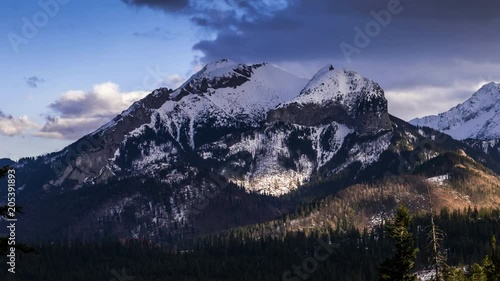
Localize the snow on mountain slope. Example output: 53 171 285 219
285 65 385 112
29 60 308 190
196 66 393 195
20 61 494 242
157 59 307 114
122 59 308 149
410 82 500 140
24 62 400 197
200 122 354 195
269 65 392 135
16 61 414 198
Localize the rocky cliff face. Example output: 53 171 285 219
268 65 391 135
200 66 393 195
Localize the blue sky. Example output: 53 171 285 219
1 0 500 159
0 0 201 159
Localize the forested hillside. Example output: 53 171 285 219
3 208 500 281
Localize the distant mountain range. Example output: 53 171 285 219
9 60 500 243
410 82 500 140
410 82 500 165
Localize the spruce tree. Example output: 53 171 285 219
483 255 497 281
483 235 500 281
467 264 487 281
379 204 419 281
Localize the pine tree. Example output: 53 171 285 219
467 264 487 281
483 235 500 281
379 204 419 281
483 255 497 281
442 264 467 281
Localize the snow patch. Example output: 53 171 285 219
427 174 450 185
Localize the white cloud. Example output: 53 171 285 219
38 82 148 139
0 113 39 136
386 81 485 121
35 117 107 140
48 82 147 117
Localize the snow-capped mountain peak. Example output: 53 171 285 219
20 61 400 197
96 60 308 142
311 64 335 80
199 58 238 74
480 81 499 90
410 82 500 140
466 82 500 105
269 66 391 135
148 61 308 147
291 66 385 113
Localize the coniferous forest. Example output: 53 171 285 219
1 207 499 281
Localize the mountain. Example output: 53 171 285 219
0 158 14 167
268 65 391 134
285 151 500 234
13 60 500 243
16 61 394 197
0 158 14 189
202 65 393 195
410 82 500 140
16 59 307 193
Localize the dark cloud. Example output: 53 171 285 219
121 0 500 65
186 0 500 123
349 0 500 22
121 0 189 11
123 0 500 120
26 76 45 88
188 0 500 65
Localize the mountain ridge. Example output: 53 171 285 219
12 60 500 243
410 82 500 140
